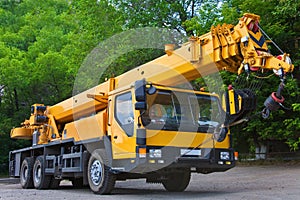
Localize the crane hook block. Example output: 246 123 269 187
263 92 284 111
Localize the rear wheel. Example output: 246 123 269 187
33 156 51 189
162 170 191 192
87 149 116 194
20 157 34 189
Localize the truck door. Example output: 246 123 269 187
109 92 136 159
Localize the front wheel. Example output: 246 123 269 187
162 170 191 192
87 149 116 194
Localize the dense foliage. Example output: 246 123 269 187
0 0 299 172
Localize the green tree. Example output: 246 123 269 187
183 0 222 35
110 0 222 35
0 0 125 173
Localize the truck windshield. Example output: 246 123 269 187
141 90 223 133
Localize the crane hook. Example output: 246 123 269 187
261 80 285 118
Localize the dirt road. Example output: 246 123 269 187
1 164 299 200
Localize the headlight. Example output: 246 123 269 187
220 151 230 160
149 149 162 158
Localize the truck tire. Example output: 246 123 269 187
162 170 191 192
33 156 51 189
87 149 116 194
20 157 34 189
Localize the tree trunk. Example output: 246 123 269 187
14 88 19 111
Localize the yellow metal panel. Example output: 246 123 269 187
63 111 105 141
108 93 137 160
10 127 34 140
228 90 236 115
222 90 242 115
114 40 223 88
146 130 230 149
110 120 137 159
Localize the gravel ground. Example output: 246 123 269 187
0 163 299 200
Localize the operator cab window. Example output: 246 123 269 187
142 89 223 133
115 92 134 136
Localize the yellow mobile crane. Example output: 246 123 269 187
9 13 294 194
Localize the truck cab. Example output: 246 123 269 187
102 79 235 191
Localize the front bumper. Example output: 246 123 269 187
118 147 235 174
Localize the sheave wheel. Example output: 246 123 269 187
33 156 51 189
88 149 116 194
20 157 34 189
162 170 191 192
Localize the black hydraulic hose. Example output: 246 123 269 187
275 82 285 98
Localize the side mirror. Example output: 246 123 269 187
135 79 146 102
134 79 156 110
147 84 157 95
135 79 147 110
216 126 228 142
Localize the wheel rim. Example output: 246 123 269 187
34 164 41 184
90 160 103 186
21 165 28 182
23 167 28 179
